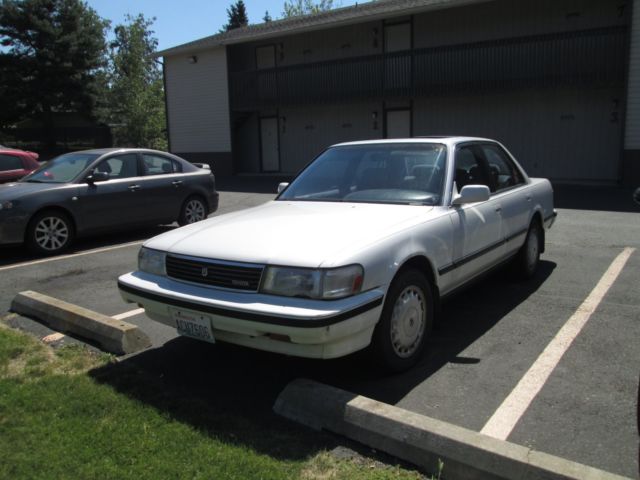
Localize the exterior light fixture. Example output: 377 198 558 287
188 55 198 64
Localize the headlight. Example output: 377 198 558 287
138 247 166 276
261 265 363 299
0 201 14 211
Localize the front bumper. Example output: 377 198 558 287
118 271 384 359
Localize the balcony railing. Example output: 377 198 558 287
229 26 627 111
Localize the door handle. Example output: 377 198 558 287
171 180 183 186
526 195 532 202
495 206 502 213
128 184 141 192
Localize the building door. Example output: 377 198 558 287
385 109 411 138
260 117 280 172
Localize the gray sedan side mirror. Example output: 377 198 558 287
86 171 110 184
452 185 490 205
277 182 289 194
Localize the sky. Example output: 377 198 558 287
85 1 359 52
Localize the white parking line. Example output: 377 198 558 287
0 240 144 272
112 308 145 320
481 247 635 441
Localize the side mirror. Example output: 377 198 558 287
452 185 490 205
277 182 289 194
86 171 110 184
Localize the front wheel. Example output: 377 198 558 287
178 196 208 226
26 211 74 256
514 220 542 279
371 269 434 373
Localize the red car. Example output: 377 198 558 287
0 147 40 183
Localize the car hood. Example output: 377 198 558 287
0 181 60 201
146 200 435 268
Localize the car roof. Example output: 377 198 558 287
332 137 496 147
68 148 170 155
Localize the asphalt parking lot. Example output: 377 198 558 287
1 181 638 478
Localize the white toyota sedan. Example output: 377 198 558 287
118 137 556 371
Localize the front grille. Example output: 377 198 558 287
166 255 264 291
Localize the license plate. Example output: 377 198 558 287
171 309 215 343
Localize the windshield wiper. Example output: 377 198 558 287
24 179 44 183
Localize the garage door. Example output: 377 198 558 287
414 87 623 183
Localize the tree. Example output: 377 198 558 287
282 0 335 17
221 0 248 32
0 0 109 144
106 14 166 149
263 10 272 22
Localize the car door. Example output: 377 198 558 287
0 153 27 182
448 144 505 286
477 143 530 257
140 153 185 222
77 153 147 231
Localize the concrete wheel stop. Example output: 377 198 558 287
274 378 631 480
11 290 151 355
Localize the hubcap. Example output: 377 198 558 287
34 216 69 251
526 228 539 271
390 286 426 358
185 200 205 224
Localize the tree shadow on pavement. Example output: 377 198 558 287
88 261 555 461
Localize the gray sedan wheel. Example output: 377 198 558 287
178 196 208 226
371 268 434 372
27 211 74 255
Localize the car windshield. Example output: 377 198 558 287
278 143 448 205
22 152 99 183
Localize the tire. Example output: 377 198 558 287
26 210 74 256
514 220 542 279
178 196 208 226
371 269 434 373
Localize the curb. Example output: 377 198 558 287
11 290 151 355
274 378 631 480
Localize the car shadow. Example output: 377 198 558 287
88 260 555 461
553 184 640 213
0 225 176 267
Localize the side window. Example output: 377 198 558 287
142 154 178 175
480 144 524 192
95 154 139 179
0 154 23 172
454 146 491 191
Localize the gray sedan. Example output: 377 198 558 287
0 148 219 255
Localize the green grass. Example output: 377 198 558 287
0 323 430 480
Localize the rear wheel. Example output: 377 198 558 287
371 269 434 372
178 196 208 226
26 211 74 256
514 220 542 279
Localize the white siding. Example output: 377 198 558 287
165 48 231 152
626 0 640 149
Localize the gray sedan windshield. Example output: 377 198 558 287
278 143 447 205
23 153 99 183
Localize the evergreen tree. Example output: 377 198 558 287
263 10 272 22
106 14 166 149
221 1 249 32
0 0 109 145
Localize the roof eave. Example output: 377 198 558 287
156 0 492 58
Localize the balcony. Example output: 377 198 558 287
229 26 627 111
